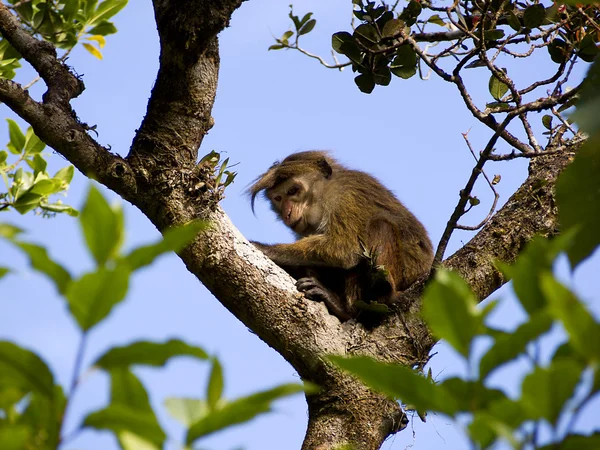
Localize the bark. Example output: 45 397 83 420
0 2 579 449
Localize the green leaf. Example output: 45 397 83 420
422 269 482 357
186 383 303 444
428 14 445 26
488 74 509 101
354 74 375 94
207 357 224 410
332 32 353 54
30 179 61 195
523 4 546 29
110 368 152 409
0 267 8 279
483 29 505 41
13 192 42 214
354 24 379 45
54 165 74 186
542 114 553 130
556 138 600 267
88 0 128 26
23 127 45 154
521 360 581 424
118 431 160 450
6 119 25 154
548 38 569 64
14 242 72 295
88 20 118 36
268 44 285 51
298 19 316 36
382 18 404 38
0 223 23 238
479 312 553 380
93 339 208 369
541 274 600 361
330 356 458 414
80 185 124 266
0 341 55 398
164 398 208 426
0 426 30 449
31 154 48 176
84 404 166 447
499 234 573 315
440 378 506 412
121 220 206 271
66 267 130 331
507 11 521 31
538 433 600 450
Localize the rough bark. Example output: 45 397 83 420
0 2 579 449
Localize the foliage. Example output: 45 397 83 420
333 232 600 448
3 0 127 65
0 120 77 217
0 187 303 449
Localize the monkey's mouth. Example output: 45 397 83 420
290 218 302 230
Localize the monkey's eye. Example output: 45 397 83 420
273 195 282 202
287 186 299 196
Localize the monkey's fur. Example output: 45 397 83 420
250 151 433 321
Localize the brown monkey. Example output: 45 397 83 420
249 151 433 321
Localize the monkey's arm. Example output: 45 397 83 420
252 236 359 270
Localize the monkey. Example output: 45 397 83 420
249 151 433 321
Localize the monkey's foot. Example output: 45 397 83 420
296 277 350 321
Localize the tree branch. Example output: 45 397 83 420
0 4 83 105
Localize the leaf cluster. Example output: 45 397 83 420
0 187 302 449
0 120 76 216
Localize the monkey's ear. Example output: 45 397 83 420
317 158 333 179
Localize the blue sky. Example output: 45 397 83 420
0 1 598 449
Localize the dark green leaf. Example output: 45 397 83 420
298 19 316 36
541 274 600 361
538 433 600 450
186 383 303 444
0 267 8 279
373 66 391 86
93 339 208 369
542 114 553 130
14 242 72 295
80 185 124 266
0 341 54 398
422 269 482 357
382 18 404 38
578 34 599 63
548 38 569 64
332 32 353 54
428 15 445 27
507 11 521 31
480 312 553 380
521 360 581 423
330 356 458 414
556 137 600 267
355 24 379 45
355 74 375 93
440 378 506 412
88 20 118 36
66 267 130 331
483 29 505 41
268 44 285 51
207 358 224 410
523 4 546 29
13 192 42 214
84 404 166 447
121 221 206 271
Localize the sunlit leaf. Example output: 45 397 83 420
66 267 130 331
207 357 224 410
422 269 482 357
164 398 208 426
14 242 72 294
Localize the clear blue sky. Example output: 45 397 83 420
0 1 598 449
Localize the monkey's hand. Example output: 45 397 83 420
296 277 351 321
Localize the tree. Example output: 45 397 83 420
0 1 599 449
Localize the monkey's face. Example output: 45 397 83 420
267 175 325 236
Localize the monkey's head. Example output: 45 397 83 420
249 151 335 236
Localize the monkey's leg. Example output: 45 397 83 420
296 277 351 321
